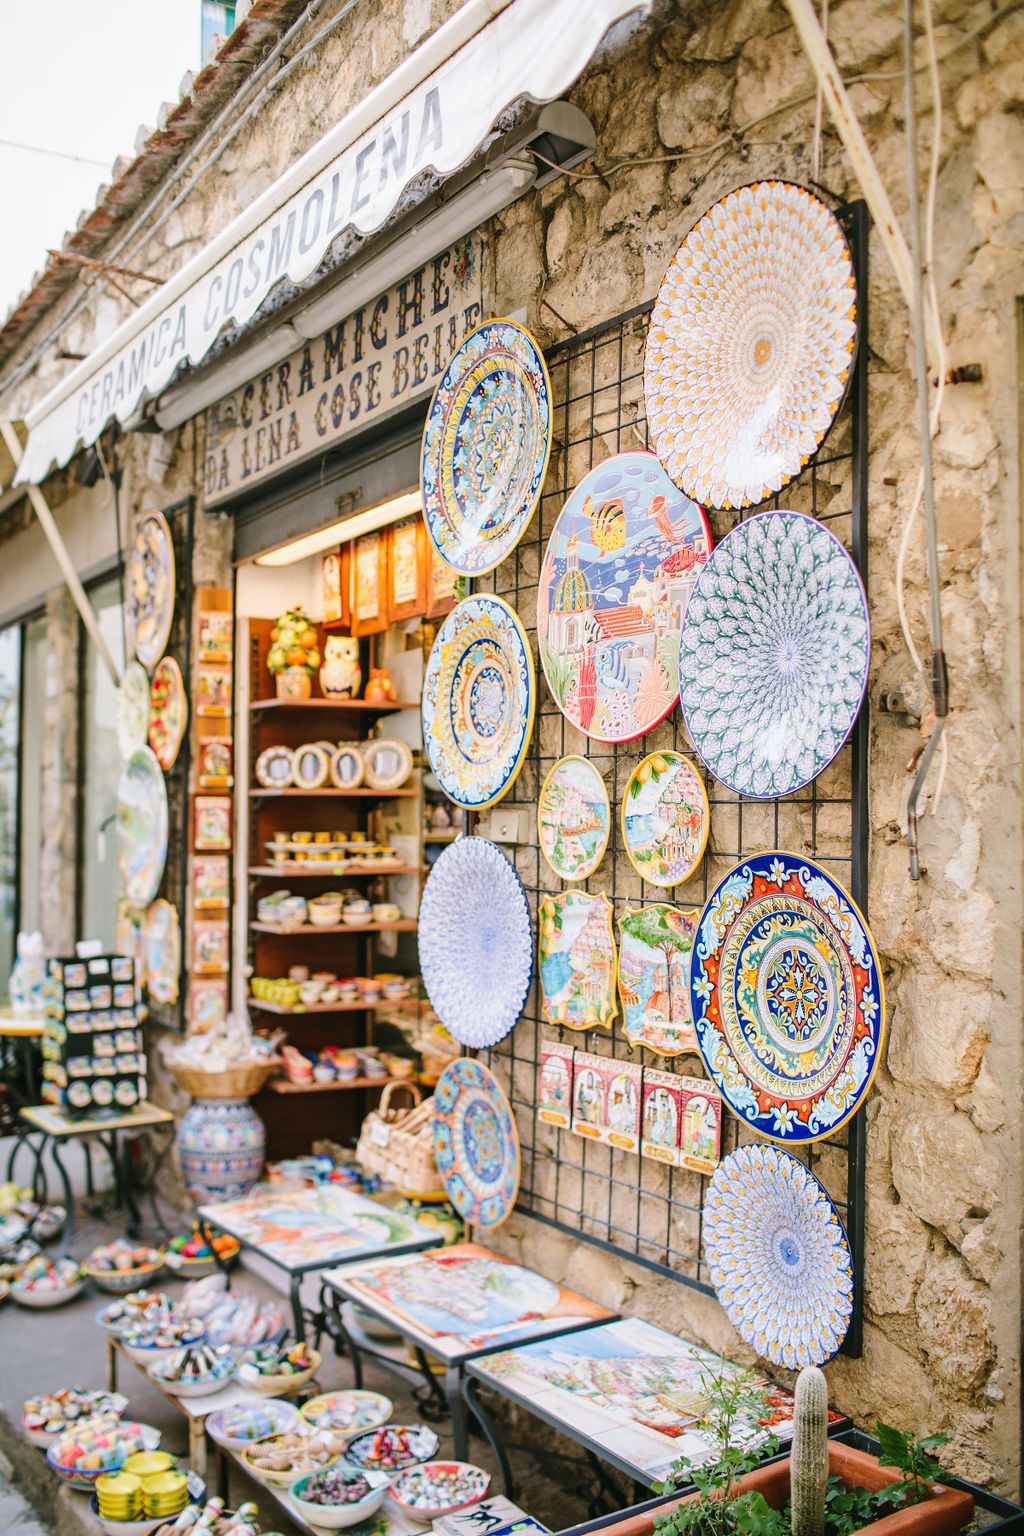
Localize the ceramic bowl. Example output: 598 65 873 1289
299 1390 392 1437
388 1460 491 1518
165 1240 240 1280
147 1350 234 1398
341 909 372 927
344 1423 440 1471
235 1345 321 1398
120 1328 206 1366
84 1258 166 1295
205 1397 300 1450
240 1428 343 1487
289 1467 389 1529
46 1425 161 1489
11 1277 86 1308
20 1390 128 1449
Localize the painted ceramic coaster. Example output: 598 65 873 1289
117 747 169 906
144 899 180 1006
417 838 533 1049
538 890 617 1032
678 511 869 799
538 451 711 743
621 751 709 888
117 662 151 758
645 181 857 510
432 1058 521 1228
148 657 187 771
703 1143 854 1367
617 904 699 1056
537 756 610 883
421 319 552 576
422 594 535 810
127 510 176 668
690 851 885 1143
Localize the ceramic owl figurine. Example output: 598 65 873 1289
320 635 361 698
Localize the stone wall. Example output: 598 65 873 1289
0 0 1019 1495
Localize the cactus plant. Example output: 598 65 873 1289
790 1365 830 1536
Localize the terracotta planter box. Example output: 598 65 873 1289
592 1442 974 1536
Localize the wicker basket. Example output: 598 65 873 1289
356 1082 443 1198
171 1060 280 1099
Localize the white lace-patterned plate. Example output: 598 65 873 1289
417 838 532 1049
645 181 857 510
703 1143 854 1368
117 662 151 758
678 511 869 799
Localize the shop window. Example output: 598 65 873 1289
79 578 126 950
18 616 46 941
0 625 20 996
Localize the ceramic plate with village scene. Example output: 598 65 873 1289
690 852 885 1143
421 319 552 576
537 452 711 743
126 509 176 669
144 898 180 1006
116 746 169 906
432 1058 520 1229
621 752 709 888
617 904 698 1056
422 594 535 810
537 755 610 882
538 891 618 1032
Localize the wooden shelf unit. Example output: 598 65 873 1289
251 998 416 1015
250 787 418 799
249 697 418 714
266 1074 402 1095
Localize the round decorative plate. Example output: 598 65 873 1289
117 747 169 906
330 744 364 789
292 743 330 788
690 851 885 1143
645 181 857 510
363 738 413 791
422 595 534 810
678 511 869 798
417 838 532 1049
432 1058 521 1228
126 510 176 668
703 1143 854 1367
144 899 180 1006
148 657 187 771
621 751 709 888
421 319 552 576
117 662 151 758
538 451 711 743
537 756 610 883
255 746 294 788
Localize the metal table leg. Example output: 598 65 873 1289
107 1337 118 1394
464 1376 516 1498
47 1139 75 1254
288 1273 306 1343
445 1364 469 1461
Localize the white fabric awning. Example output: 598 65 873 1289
15 0 644 486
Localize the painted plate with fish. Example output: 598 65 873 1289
537 452 711 743
421 319 553 576
148 657 188 771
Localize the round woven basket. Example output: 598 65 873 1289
171 1060 280 1099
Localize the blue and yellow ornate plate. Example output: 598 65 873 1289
418 838 533 1049
432 1058 521 1229
421 319 552 576
690 852 885 1143
678 511 869 799
538 452 711 744
703 1144 854 1368
422 594 535 810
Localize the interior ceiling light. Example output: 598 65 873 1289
254 488 421 566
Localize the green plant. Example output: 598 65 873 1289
875 1423 950 1507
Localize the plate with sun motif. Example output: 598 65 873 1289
418 838 533 1050
148 657 187 771
432 1058 520 1228
421 319 552 576
144 898 180 1007
537 756 610 883
117 661 151 758
538 452 711 744
422 594 535 810
678 511 869 799
117 747 169 906
645 181 858 510
621 751 709 888
703 1144 854 1368
126 510 176 668
690 852 885 1143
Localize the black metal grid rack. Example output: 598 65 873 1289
476 200 870 1356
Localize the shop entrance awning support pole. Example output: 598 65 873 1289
0 416 122 688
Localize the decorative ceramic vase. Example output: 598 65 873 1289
363 666 394 704
178 1097 265 1202
276 666 312 701
319 636 361 699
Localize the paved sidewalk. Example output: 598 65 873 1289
0 1447 48 1536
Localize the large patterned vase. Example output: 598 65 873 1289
178 1097 265 1202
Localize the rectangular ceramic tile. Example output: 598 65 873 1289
197 1184 437 1272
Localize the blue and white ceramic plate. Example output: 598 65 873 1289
422 595 535 811
117 746 169 906
703 1143 854 1368
417 838 533 1049
690 852 885 1143
432 1058 521 1228
678 511 869 798
421 319 552 576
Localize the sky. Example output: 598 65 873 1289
0 0 204 319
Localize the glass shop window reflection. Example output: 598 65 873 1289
80 580 126 950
